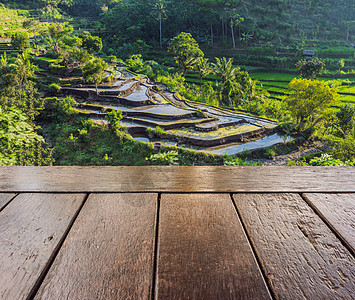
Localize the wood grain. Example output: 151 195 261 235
0 193 85 300
303 193 355 255
234 193 355 300
0 194 16 211
156 193 271 300
0 166 354 192
34 193 157 300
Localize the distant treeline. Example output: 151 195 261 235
6 0 355 50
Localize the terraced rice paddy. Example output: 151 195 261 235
63 74 291 155
204 133 292 155
133 104 193 116
251 72 355 106
124 86 150 102
168 124 262 139
187 71 355 106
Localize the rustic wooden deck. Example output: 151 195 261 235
0 166 354 300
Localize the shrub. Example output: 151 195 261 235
11 32 30 50
0 106 53 166
126 54 144 72
309 154 354 166
147 126 166 138
147 150 179 165
41 96 76 122
106 110 123 130
223 155 260 166
49 83 61 93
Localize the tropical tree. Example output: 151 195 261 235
286 78 338 133
0 106 53 166
152 0 167 50
168 32 204 76
240 32 253 47
67 47 91 66
0 51 41 120
80 31 103 54
342 20 355 41
11 32 30 51
217 79 242 106
82 58 108 94
10 51 35 88
295 58 325 79
228 10 244 48
48 23 73 54
212 57 239 83
194 57 211 85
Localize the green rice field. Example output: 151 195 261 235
186 70 355 106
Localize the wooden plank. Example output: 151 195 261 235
0 193 85 300
156 193 271 299
34 193 157 300
0 166 354 192
234 193 355 300
0 193 16 211
303 193 355 254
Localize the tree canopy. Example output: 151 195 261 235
168 32 204 76
286 78 338 132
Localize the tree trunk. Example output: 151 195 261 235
222 17 224 42
200 75 203 86
231 25 236 48
210 24 213 46
159 15 163 49
183 68 187 77
96 84 98 95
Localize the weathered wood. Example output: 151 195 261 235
0 194 16 211
0 193 85 300
156 193 271 299
303 193 355 255
0 166 354 192
35 193 157 300
234 193 355 300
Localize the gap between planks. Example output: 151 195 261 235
151 193 161 300
300 193 355 258
0 193 18 212
28 193 90 300
230 193 277 300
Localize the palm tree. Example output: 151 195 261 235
194 57 211 86
152 1 167 50
11 50 34 87
212 57 239 83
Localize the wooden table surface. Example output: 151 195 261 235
0 167 354 300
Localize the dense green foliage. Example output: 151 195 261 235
0 52 43 120
296 58 325 79
82 57 108 92
168 32 204 76
0 2 354 167
286 78 338 132
11 32 30 50
0 106 53 165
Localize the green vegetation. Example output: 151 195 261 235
0 1 354 166
296 58 325 79
11 32 30 50
0 106 53 165
168 32 204 77
286 78 338 132
82 57 108 93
